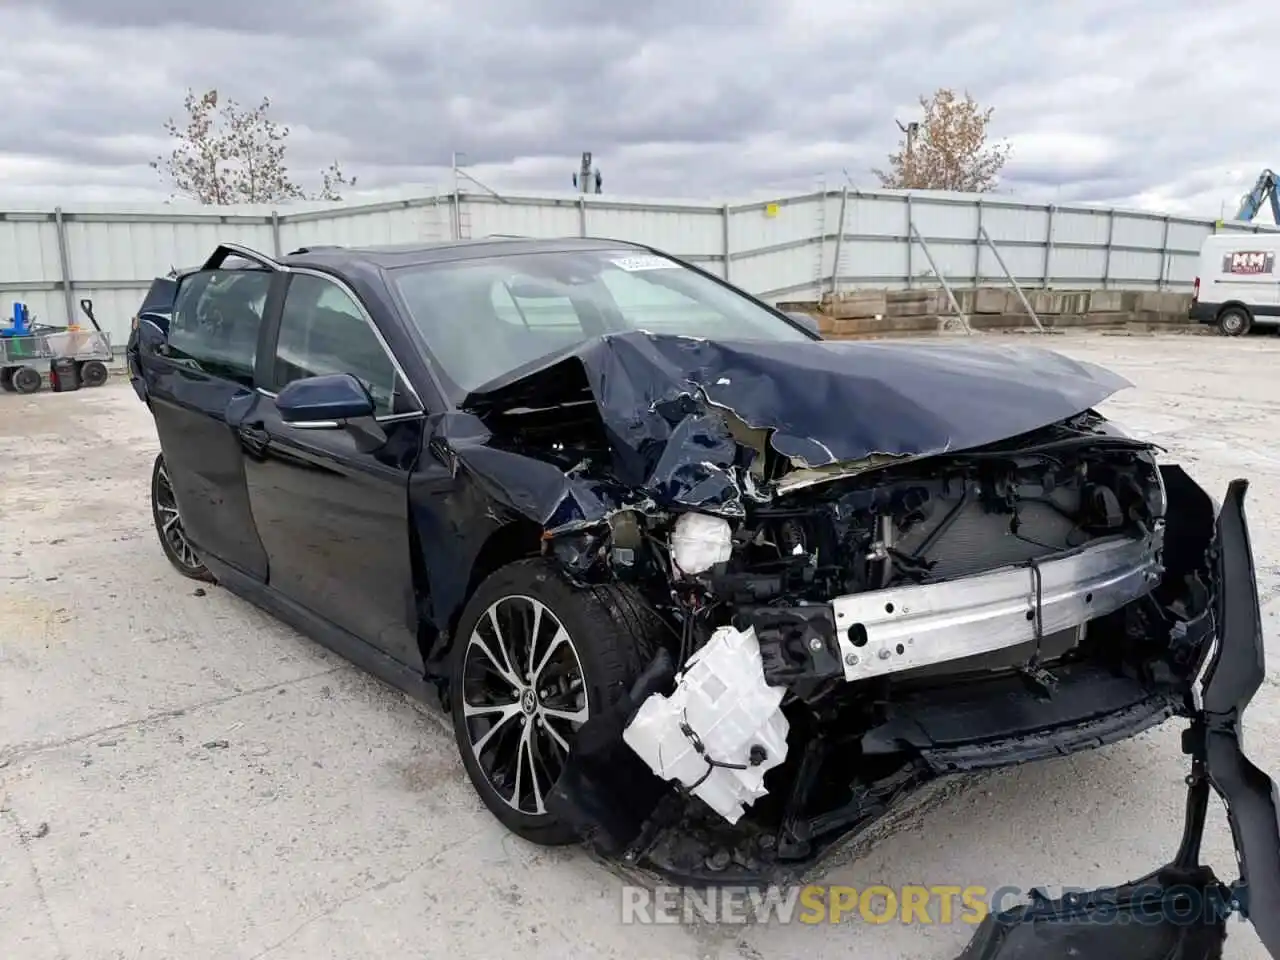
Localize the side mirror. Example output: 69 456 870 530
277 373 374 425
786 311 823 338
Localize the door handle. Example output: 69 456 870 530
238 422 270 456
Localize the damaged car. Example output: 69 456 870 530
130 239 1280 958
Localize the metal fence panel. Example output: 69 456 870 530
0 217 61 286
981 203 1051 244
1109 249 1164 286
65 217 274 283
1053 209 1111 246
728 194 823 252
279 202 448 251
1111 214 1165 249
5 187 1280 348
583 200 723 258
467 197 579 241
911 198 979 241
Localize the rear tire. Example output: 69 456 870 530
79 360 109 387
1218 306 1251 337
449 558 656 845
11 366 41 394
0 369 14 393
151 453 214 582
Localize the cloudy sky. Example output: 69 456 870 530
1 0 1276 219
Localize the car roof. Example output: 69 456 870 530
280 236 652 272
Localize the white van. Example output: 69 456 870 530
1190 233 1280 335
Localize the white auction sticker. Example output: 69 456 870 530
610 254 677 272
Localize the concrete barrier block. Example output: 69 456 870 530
1025 291 1063 315
885 290 934 317
825 290 887 319
1087 290 1123 313
828 315 937 338
1134 292 1192 314
973 288 1008 313
1059 292 1089 314
971 313 1029 330
1133 309 1195 326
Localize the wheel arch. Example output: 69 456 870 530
452 518 545 631
1218 301 1254 321
414 514 545 695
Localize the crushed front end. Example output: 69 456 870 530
553 420 1212 883
454 332 1252 891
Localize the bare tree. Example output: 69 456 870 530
317 160 357 202
872 88 1011 193
152 88 357 204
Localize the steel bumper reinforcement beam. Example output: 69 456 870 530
831 534 1159 682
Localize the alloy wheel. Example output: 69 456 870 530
460 595 589 816
154 463 201 570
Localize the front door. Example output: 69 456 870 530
239 270 426 670
144 266 277 581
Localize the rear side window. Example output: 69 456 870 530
167 269 272 386
138 277 179 316
272 273 400 416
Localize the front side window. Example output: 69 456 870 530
391 248 812 400
167 269 272 386
272 273 399 416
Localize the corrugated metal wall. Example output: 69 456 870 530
1 189 1274 348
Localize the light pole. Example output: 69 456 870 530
896 119 920 186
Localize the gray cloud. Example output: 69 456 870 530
1 0 1278 219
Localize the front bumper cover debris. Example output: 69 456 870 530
958 478 1280 960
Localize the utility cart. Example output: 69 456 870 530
0 299 113 394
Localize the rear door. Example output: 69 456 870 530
239 270 427 670
143 264 279 581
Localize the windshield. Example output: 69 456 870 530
390 248 812 399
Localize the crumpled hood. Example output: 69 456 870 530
458 330 1132 523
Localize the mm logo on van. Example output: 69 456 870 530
1223 250 1276 275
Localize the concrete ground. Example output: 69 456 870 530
3 332 1280 959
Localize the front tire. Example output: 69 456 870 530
450 558 654 845
1218 306 1251 337
150 453 213 582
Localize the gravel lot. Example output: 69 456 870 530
4 332 1280 960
